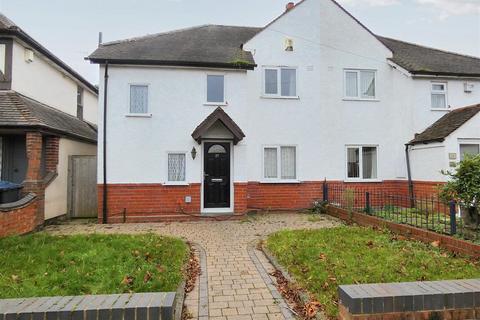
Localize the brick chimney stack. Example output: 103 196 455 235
286 2 295 11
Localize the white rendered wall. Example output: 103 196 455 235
11 40 98 124
97 0 480 185
44 138 97 220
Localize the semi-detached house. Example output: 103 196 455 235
88 0 480 223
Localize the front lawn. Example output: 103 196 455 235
0 233 188 298
266 226 480 318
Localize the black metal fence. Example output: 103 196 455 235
323 183 464 238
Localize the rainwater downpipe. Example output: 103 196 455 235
102 62 109 224
405 143 415 207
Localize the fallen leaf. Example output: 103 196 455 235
431 240 440 248
143 271 152 283
156 265 165 273
121 275 134 286
11 275 19 282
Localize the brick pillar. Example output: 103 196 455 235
45 136 59 173
23 132 45 227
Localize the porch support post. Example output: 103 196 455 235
23 131 45 227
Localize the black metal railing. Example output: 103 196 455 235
323 183 466 239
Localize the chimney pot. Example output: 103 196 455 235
286 2 295 11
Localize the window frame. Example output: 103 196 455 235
262 66 299 99
127 83 152 117
77 86 84 121
458 141 480 161
205 74 227 106
345 145 379 182
166 151 188 185
430 81 448 110
343 69 378 101
262 145 299 183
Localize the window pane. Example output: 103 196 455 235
265 69 278 95
431 93 446 108
361 71 375 98
168 153 186 181
0 44 6 76
208 144 226 154
281 147 296 179
460 144 480 161
207 75 224 103
345 71 358 97
130 85 148 113
432 84 445 91
281 69 296 97
264 148 278 178
347 148 360 178
362 147 377 179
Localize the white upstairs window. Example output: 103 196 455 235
344 70 376 100
263 146 297 181
129 85 149 114
263 67 297 98
431 82 447 109
346 146 378 180
168 153 186 183
207 75 225 104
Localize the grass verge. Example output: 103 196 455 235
266 226 480 318
0 233 188 298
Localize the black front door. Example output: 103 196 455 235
204 142 230 209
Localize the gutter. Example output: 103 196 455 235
102 63 109 224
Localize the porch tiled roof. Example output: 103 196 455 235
0 91 97 143
192 107 245 144
409 104 480 145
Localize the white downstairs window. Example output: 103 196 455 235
346 146 378 180
459 144 479 161
263 67 297 98
431 82 447 109
168 153 186 183
263 146 297 181
344 69 376 100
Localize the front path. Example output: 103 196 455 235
45 213 340 320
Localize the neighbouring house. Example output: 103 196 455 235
408 104 480 183
0 14 98 237
87 0 480 223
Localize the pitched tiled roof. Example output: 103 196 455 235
378 36 480 77
0 91 97 143
409 104 480 145
88 25 262 70
0 14 98 94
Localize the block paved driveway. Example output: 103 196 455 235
46 213 340 320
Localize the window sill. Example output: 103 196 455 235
344 179 382 183
430 108 449 112
261 95 300 100
260 180 301 184
163 182 189 186
204 102 228 106
125 113 152 118
342 98 380 102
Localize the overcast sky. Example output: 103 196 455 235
1 0 479 85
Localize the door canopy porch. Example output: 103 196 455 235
191 107 245 145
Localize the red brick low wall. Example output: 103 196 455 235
97 180 446 223
328 206 480 258
98 183 249 223
0 195 38 238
